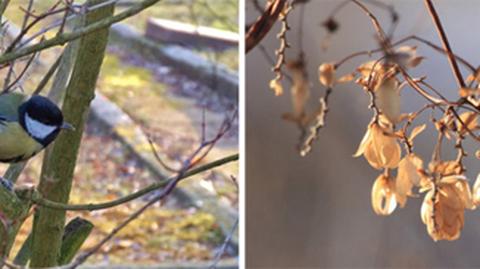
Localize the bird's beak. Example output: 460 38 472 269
61 122 75 131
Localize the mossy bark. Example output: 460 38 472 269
12 218 93 266
58 217 94 265
0 186 31 257
29 1 114 267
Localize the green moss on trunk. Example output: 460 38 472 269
29 1 114 267
58 217 94 265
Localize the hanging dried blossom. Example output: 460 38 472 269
473 174 480 206
421 177 474 241
318 63 336 88
457 112 479 135
371 174 397 215
287 59 310 121
354 122 401 169
395 154 423 207
375 76 401 123
269 79 284 96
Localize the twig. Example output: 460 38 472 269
300 88 332 156
5 2 66 53
269 2 292 95
424 0 465 88
2 51 37 93
0 0 163 65
2 0 34 91
246 0 287 53
29 154 239 211
335 35 475 73
17 0 121 48
147 137 180 173
209 218 238 269
32 51 63 95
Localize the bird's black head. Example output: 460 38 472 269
18 95 72 146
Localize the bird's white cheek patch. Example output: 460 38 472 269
25 114 56 139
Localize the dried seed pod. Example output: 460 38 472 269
421 179 471 241
457 112 478 135
269 79 284 96
287 60 310 120
473 174 480 206
354 123 401 169
375 77 401 123
395 154 423 207
318 63 335 88
372 174 397 215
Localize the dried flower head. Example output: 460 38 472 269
395 153 423 207
354 122 401 169
457 112 478 135
318 63 336 88
371 174 397 215
355 60 396 91
428 161 462 177
459 87 478 98
421 177 474 241
375 76 401 123
269 79 284 96
466 70 480 87
287 59 310 120
393 46 424 69
473 174 480 206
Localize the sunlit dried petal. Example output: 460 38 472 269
374 125 401 168
473 174 480 206
409 124 426 142
337 72 356 83
375 77 401 123
353 123 373 158
407 56 425 68
395 154 423 207
429 161 462 177
269 79 283 96
396 45 417 55
354 123 401 169
372 174 397 215
459 87 478 98
318 63 336 88
457 112 478 135
421 183 465 241
395 46 420 68
454 179 475 210
420 188 433 225
466 71 480 84
440 175 467 184
356 60 386 84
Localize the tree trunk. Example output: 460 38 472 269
29 1 114 267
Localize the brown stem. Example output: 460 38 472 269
424 0 465 88
246 0 287 53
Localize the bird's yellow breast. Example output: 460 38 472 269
0 121 43 162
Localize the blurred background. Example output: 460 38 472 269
246 0 480 267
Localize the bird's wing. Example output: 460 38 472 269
0 92 27 122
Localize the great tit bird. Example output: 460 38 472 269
0 93 73 163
